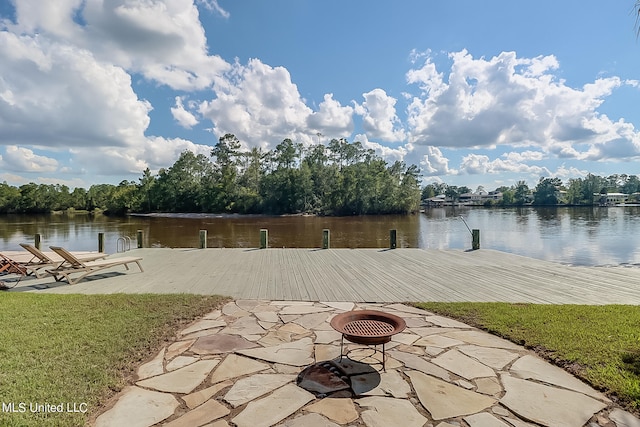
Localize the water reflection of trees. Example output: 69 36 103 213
2 209 640 264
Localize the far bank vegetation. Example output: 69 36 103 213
0 135 420 216
1 135 638 215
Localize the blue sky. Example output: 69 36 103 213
2 0 640 191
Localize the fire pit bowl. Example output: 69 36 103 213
330 310 406 371
330 310 406 345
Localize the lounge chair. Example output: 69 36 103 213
47 246 143 285
0 253 29 289
0 253 28 276
18 244 107 278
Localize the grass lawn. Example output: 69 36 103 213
416 302 640 414
0 293 228 427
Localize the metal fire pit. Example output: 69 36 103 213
330 310 406 371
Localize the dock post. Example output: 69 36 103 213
34 233 41 250
389 229 397 249
260 229 268 249
472 229 480 250
137 230 143 248
322 229 330 249
199 230 207 249
98 233 105 253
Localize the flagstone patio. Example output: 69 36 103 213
92 300 640 427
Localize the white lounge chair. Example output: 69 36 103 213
47 246 143 285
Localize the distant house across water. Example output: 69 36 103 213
423 191 504 207
599 192 629 206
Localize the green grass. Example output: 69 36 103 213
0 293 228 427
416 302 640 413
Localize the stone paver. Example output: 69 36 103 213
464 412 511 427
500 374 608 427
135 359 219 394
135 348 164 380
94 386 178 427
407 370 496 420
209 354 269 384
231 384 314 427
282 412 340 427
432 349 496 379
223 373 296 407
237 337 314 366
94 301 640 427
610 408 640 427
358 396 428 427
305 397 359 424
162 399 229 427
510 354 609 400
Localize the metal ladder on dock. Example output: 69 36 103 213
116 236 132 253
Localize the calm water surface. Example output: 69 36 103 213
1 207 639 266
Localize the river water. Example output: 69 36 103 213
1 206 639 266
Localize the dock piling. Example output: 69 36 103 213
260 229 268 249
390 229 397 249
137 230 143 249
35 233 41 250
472 229 480 250
199 230 207 249
322 229 330 249
98 232 105 253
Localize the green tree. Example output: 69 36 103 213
303 144 333 213
514 180 530 206
499 189 514 206
87 184 116 211
137 168 156 212
106 180 139 215
566 178 583 205
399 164 421 213
581 173 604 205
622 175 640 194
235 147 265 213
273 138 297 169
533 177 563 205
421 184 436 201
69 187 87 210
445 185 460 205
210 134 241 212
0 182 21 213
155 151 212 212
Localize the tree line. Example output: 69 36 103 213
422 174 640 206
1 134 637 214
0 135 421 215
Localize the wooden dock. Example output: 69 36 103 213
7 248 640 304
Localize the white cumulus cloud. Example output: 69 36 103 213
355 89 406 142
7 0 230 90
420 146 454 176
405 49 640 162
307 94 354 138
200 58 316 149
353 134 407 164
171 96 199 128
0 146 58 173
0 32 151 149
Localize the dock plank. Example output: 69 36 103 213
7 248 640 304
